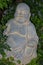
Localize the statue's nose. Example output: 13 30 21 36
18 14 24 17
19 13 23 17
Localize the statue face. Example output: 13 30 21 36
14 3 31 23
15 9 29 23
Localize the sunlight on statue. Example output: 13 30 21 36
3 3 39 64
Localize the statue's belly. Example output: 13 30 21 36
7 34 26 48
7 24 27 48
10 23 26 35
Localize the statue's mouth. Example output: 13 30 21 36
16 19 27 24
15 17 27 23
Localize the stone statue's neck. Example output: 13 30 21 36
14 18 30 25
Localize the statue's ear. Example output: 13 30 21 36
29 13 31 19
14 12 16 17
14 8 17 17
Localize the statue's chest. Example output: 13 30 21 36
8 23 27 47
10 23 27 35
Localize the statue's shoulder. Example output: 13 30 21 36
6 18 15 26
28 22 36 31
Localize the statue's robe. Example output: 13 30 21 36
4 19 38 64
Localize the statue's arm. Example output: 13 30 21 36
3 20 11 36
27 23 39 47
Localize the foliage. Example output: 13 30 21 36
0 57 22 65
17 59 21 64
0 0 12 9
26 58 39 65
0 57 16 65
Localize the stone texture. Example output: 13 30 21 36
3 3 39 64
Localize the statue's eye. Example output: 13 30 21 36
22 11 27 15
18 10 25 15
17 10 21 14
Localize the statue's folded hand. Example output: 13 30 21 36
27 40 38 48
3 23 11 36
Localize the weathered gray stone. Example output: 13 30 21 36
3 3 39 64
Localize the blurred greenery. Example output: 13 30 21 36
26 58 39 65
0 0 43 65
17 59 21 64
0 0 12 9
0 57 16 65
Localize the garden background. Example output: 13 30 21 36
0 0 43 65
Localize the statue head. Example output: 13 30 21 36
14 3 31 23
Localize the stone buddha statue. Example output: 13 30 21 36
3 3 39 64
